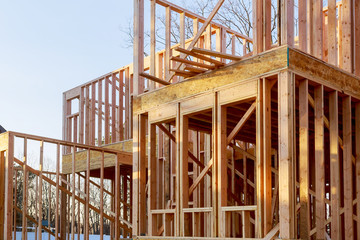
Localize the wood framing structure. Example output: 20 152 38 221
2 0 360 239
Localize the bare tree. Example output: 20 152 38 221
121 0 279 55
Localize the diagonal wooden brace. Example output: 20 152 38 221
189 158 213 196
227 101 256 144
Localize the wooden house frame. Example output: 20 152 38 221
1 0 360 239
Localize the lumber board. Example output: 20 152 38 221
191 47 242 61
226 102 256 144
140 72 171 86
356 103 360 236
343 96 353 240
255 78 264 238
314 85 325 239
263 78 272 234
329 91 340 239
171 56 216 69
278 71 295 239
299 80 310 238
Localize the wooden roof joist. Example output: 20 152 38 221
175 47 225 66
191 47 243 61
171 56 216 70
139 72 170 86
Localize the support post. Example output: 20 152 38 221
212 93 219 237
4 134 13 240
133 0 144 95
312 0 323 59
280 0 294 46
356 102 360 236
253 0 263 54
278 71 295 239
330 91 340 239
342 0 353 72
314 85 325 239
148 123 157 235
343 96 353 240
256 79 264 238
139 114 147 235
263 78 272 234
299 80 310 238
180 114 189 236
218 105 227 237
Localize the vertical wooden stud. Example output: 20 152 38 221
256 78 264 238
98 80 103 146
180 114 189 236
329 91 340 239
133 0 144 95
314 85 325 239
150 0 156 89
253 0 264 54
218 105 227 238
278 71 295 239
299 80 310 238
312 0 323 59
165 7 171 82
298 0 307 52
91 82 96 145
343 96 353 240
264 0 272 50
22 138 28 240
148 123 157 235
280 0 294 46
355 102 360 236
263 78 272 234
328 0 337 65
342 0 353 72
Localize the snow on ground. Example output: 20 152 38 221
14 232 117 240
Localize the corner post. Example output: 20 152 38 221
3 133 13 240
278 71 295 239
256 78 264 238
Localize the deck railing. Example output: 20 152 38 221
0 131 132 240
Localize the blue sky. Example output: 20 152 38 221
0 0 134 139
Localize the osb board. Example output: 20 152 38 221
0 132 8 152
62 139 133 174
134 46 288 113
288 47 360 99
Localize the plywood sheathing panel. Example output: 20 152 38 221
288 47 360 98
62 139 133 174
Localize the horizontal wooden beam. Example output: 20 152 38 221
192 47 242 61
184 65 207 73
175 47 225 66
139 72 171 86
170 69 197 77
171 56 216 69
